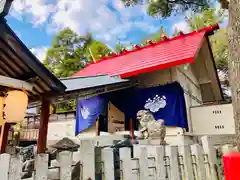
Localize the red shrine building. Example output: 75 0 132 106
22 24 234 146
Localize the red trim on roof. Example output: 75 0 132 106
120 57 195 78
73 24 219 78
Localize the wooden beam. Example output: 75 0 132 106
0 75 33 91
37 98 50 153
199 80 212 84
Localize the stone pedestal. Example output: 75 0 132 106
138 138 166 145
139 135 195 146
138 127 195 146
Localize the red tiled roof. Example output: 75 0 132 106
73 24 219 78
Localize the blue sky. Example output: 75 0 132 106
6 0 222 61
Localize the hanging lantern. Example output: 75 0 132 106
2 90 28 124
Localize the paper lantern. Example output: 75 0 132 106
3 90 28 123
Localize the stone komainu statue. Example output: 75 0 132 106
137 110 166 144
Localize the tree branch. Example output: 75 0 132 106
168 0 206 7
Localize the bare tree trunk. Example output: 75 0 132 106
228 0 240 151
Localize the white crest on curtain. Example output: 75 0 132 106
144 95 166 113
80 107 90 119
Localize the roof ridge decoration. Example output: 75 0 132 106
84 24 219 68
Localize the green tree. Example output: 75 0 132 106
43 28 86 78
85 40 112 61
187 8 224 30
121 0 210 17
210 29 228 76
43 28 111 78
186 8 227 72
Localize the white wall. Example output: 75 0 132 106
190 103 235 135
47 120 75 141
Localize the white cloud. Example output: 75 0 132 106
10 0 55 26
30 46 48 62
172 21 189 33
9 0 160 46
48 0 120 36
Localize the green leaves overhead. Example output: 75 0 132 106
121 0 211 18
187 8 225 30
186 8 228 74
85 40 112 61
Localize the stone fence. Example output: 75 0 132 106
0 136 226 180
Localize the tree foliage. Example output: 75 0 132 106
187 8 225 30
186 8 227 72
211 29 228 74
85 40 112 61
43 28 86 78
121 0 211 17
43 28 111 78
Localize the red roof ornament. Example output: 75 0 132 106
121 48 128 53
162 36 169 41
198 24 219 35
111 52 117 57
99 55 107 60
134 44 141 49
85 62 93 67
146 40 154 45
73 24 220 78
179 31 185 36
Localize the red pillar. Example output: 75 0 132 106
0 123 10 153
129 118 134 141
95 118 100 136
37 98 50 153
223 152 240 180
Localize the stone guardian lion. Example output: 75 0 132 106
137 110 166 145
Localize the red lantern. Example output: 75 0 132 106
223 152 240 180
